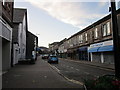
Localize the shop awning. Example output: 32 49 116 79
79 46 88 51
88 45 114 53
98 45 113 52
88 47 100 52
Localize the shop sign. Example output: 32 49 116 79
89 40 113 48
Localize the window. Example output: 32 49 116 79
23 49 24 53
79 35 83 43
107 22 111 35
94 28 98 39
85 33 88 41
102 22 111 37
3 0 5 5
103 24 107 36
19 48 20 54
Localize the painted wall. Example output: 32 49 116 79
18 15 27 61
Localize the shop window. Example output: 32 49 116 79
94 28 98 39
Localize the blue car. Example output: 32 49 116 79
48 56 58 64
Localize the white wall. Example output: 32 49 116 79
18 14 27 61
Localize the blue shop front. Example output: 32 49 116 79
78 46 89 61
88 40 114 64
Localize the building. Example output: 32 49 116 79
0 1 14 71
49 42 59 55
12 8 28 64
58 38 67 58
26 31 38 62
49 8 120 64
38 46 49 55
118 1 120 9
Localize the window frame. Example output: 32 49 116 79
102 24 107 37
79 34 83 43
102 22 111 37
85 33 88 41
106 22 111 36
3 0 5 5
94 28 98 39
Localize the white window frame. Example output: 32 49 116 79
107 22 111 35
102 22 111 37
94 28 98 39
3 0 5 5
79 35 83 43
85 33 88 41
103 24 107 36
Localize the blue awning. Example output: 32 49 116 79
88 47 100 52
88 45 114 53
79 46 88 51
98 45 113 52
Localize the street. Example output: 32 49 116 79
2 57 83 89
50 58 115 83
2 56 115 89
1 1 120 90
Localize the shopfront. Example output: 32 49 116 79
78 46 88 61
88 40 114 64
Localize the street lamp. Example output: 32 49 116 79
110 0 120 78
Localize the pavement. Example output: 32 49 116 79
2 56 83 89
60 58 115 70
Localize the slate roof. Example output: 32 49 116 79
13 8 27 23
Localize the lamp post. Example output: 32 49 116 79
110 0 120 78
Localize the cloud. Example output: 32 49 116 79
24 0 107 29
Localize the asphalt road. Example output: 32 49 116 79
2 57 83 89
50 58 115 83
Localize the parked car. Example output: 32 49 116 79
48 55 58 64
42 54 49 59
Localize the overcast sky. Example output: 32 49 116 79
14 0 120 47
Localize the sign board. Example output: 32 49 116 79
89 40 113 49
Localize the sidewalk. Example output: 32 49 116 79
60 58 115 70
2 57 82 88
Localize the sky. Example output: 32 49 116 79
14 0 120 48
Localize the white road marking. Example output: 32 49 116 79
49 63 84 85
66 66 69 67
49 64 60 73
84 72 90 75
76 69 79 71
61 59 114 72
44 76 47 78
63 76 84 85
